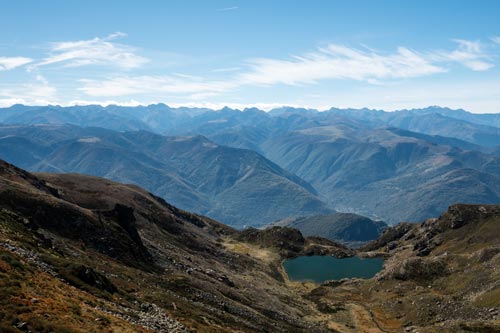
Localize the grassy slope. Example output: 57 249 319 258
0 160 348 333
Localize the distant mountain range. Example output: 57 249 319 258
0 124 329 228
2 104 500 147
1 104 500 225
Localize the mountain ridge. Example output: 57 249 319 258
0 124 331 227
2 105 500 224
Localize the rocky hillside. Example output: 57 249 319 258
305 204 500 333
0 160 499 332
0 159 347 333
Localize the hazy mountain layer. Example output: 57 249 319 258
2 105 500 224
260 126 500 223
3 104 500 146
0 124 330 227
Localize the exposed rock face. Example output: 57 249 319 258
437 203 500 230
0 181 154 268
360 222 416 252
67 265 118 294
380 256 449 280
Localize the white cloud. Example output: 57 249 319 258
32 33 148 69
237 39 496 86
0 56 33 71
76 39 498 103
65 99 144 107
328 79 500 113
238 44 446 86
0 75 57 105
216 6 238 11
79 75 236 98
491 36 500 44
433 39 494 71
211 67 241 73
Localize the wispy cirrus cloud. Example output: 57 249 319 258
216 6 238 11
211 67 241 73
237 39 496 87
78 75 236 99
238 45 446 86
76 39 497 101
433 39 494 71
0 56 33 71
31 32 149 70
491 36 500 44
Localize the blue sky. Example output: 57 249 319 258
1 0 500 112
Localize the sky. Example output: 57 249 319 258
0 0 500 112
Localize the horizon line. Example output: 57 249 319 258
0 102 490 114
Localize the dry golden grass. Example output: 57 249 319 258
222 239 279 263
0 248 151 333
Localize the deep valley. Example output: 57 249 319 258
2 105 500 227
0 159 498 332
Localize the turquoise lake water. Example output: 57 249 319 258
283 256 384 283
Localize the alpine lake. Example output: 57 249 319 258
283 256 384 284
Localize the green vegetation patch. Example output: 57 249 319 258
473 288 500 307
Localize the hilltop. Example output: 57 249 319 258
270 213 388 247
